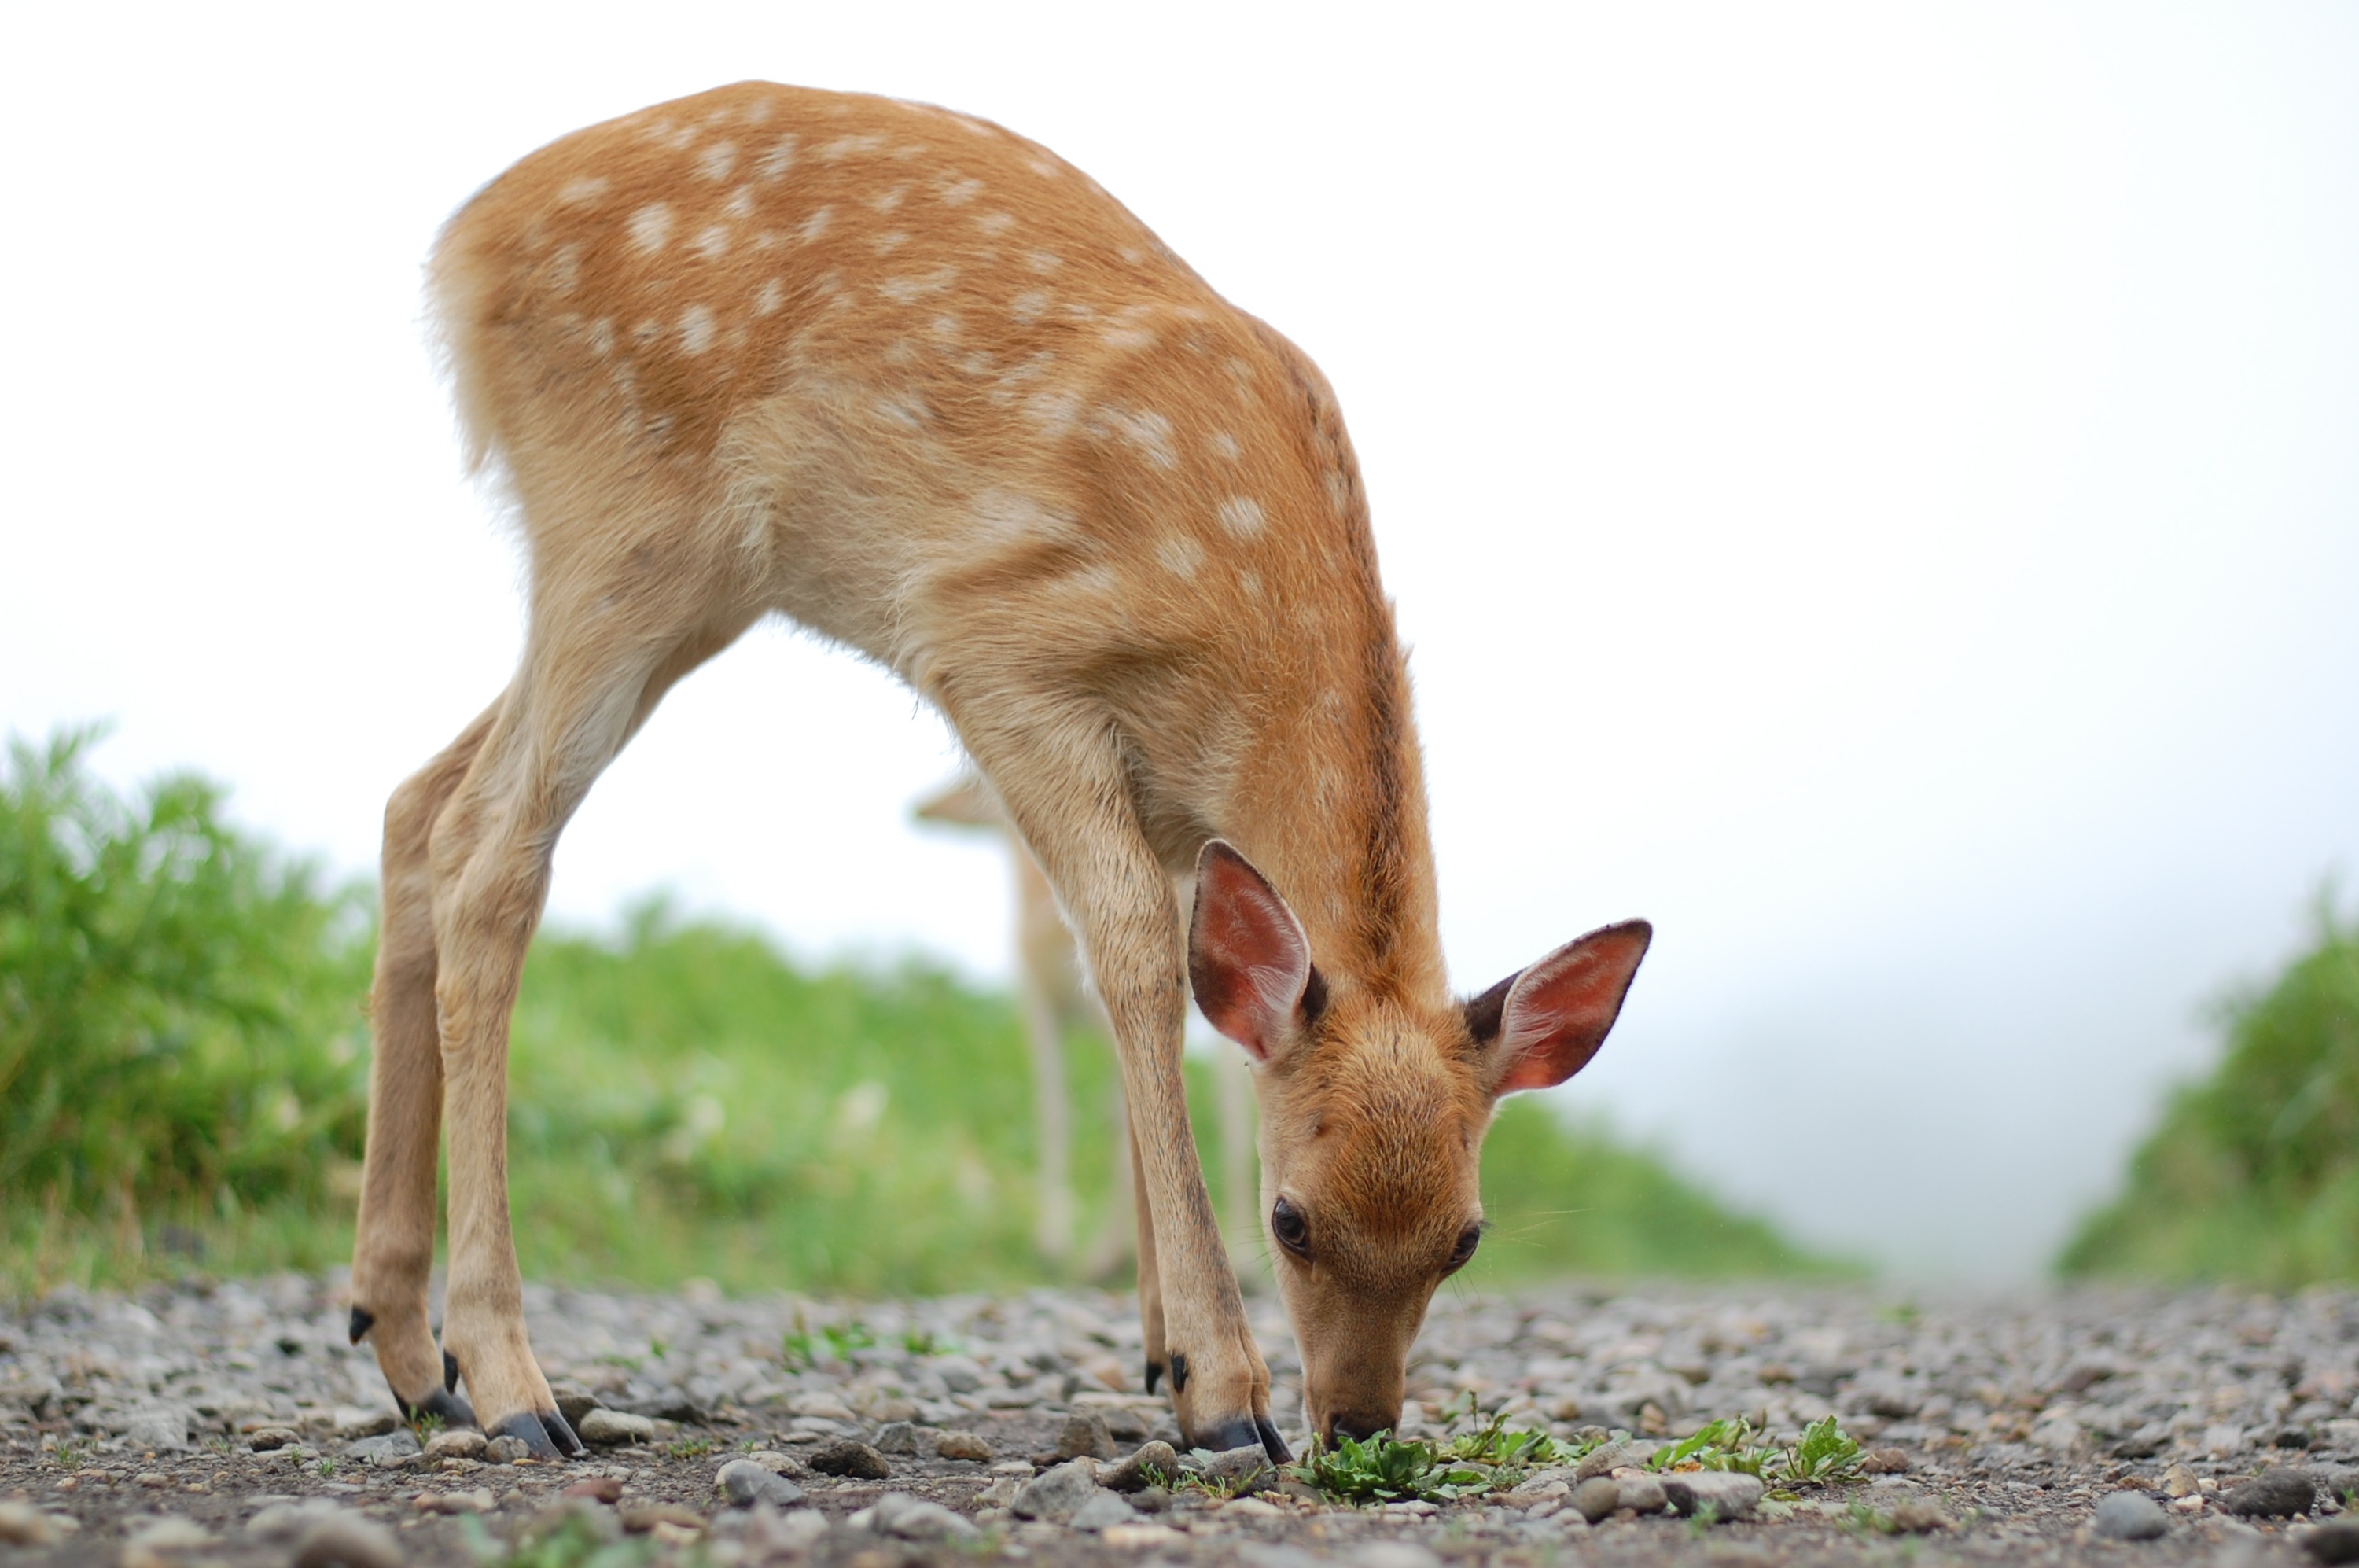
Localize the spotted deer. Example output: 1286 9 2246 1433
348 81 1652 1461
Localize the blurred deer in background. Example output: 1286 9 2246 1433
346 81 1651 1460
914 773 1259 1279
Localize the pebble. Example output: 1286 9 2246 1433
1057 1408 1119 1459
1012 1459 1102 1522
483 1434 532 1464
2093 1489 2170 1540
247 1426 300 1452
1888 1497 1956 1533
2303 1519 2359 1564
618 1502 705 1533
2225 1466 2317 1517
425 1428 486 1460
1202 1441 1275 1491
1069 1490 1143 1530
808 1437 891 1478
1103 1438 1180 1492
290 1511 404 1568
716 1457 807 1507
576 1408 653 1445
1614 1472 1669 1513
934 1430 993 1462
1660 1470 1765 1521
0 1503 74 1547
1570 1475 1624 1522
871 1490 981 1540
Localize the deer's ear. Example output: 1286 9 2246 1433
1189 840 1319 1062
1467 920 1651 1095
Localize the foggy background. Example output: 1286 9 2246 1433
5 3 2355 1279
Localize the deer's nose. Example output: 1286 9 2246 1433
1326 1409 1397 1443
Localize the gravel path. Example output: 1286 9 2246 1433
5 1275 2357 1566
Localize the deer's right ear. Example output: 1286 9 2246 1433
1189 841 1318 1062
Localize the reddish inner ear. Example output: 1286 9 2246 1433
1188 841 1312 1061
1492 920 1652 1095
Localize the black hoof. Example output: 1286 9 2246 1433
396 1386 478 1430
1188 1413 1268 1456
1255 1415 1294 1464
495 1409 585 1461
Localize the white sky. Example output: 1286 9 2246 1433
5 3 2354 1280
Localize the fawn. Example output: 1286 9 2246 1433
348 81 1651 1461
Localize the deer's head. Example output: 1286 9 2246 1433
1189 840 1651 1445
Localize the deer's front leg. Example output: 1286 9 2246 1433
955 705 1286 1461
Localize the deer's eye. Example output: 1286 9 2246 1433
1271 1197 1311 1260
1444 1224 1483 1274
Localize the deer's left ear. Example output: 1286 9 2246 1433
1466 920 1652 1096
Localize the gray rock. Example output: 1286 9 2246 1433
425 1428 486 1460
1660 1470 1764 1521
934 1430 992 1462
293 1511 405 1568
1104 1440 1180 1492
1069 1491 1143 1530
484 1434 532 1464
871 1420 920 1454
872 1492 980 1540
332 1407 399 1438
117 1407 192 1451
930 1356 985 1393
1012 1459 1102 1522
809 1438 892 1479
2301 1519 2359 1564
344 1428 421 1467
1058 1410 1118 1460
1203 1443 1275 1491
553 1389 603 1428
1570 1476 1623 1522
1614 1473 1669 1514
716 1459 807 1508
2223 1467 2316 1518
1574 1444 1632 1481
577 1408 654 1445
2092 1490 2169 1541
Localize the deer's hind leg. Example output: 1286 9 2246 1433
349 701 502 1426
421 512 758 1458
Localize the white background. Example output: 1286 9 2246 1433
5 3 2354 1279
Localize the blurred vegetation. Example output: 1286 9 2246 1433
2 727 1829 1295
2059 895 2359 1286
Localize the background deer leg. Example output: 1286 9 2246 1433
348 701 499 1425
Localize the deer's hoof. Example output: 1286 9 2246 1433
1187 1412 1291 1464
396 1384 480 1431
493 1408 585 1461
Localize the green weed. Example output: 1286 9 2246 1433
1648 1416 1779 1478
461 1510 655 1568
664 1436 715 1460
1648 1414 1864 1487
1780 1415 1868 1484
1291 1432 1495 1504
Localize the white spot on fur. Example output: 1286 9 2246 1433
754 279 784 316
549 244 583 295
874 231 909 253
1025 389 1082 437
1101 323 1156 351
558 176 609 205
797 207 834 242
1011 289 1052 324
1217 497 1267 539
698 141 738 180
746 98 777 127
977 211 1017 236
1028 156 1060 178
869 185 908 212
971 488 1080 548
629 204 674 253
1157 536 1205 579
723 186 755 219
820 133 886 161
878 267 959 304
694 225 730 259
587 318 616 355
937 175 985 206
1121 246 1146 266
1240 570 1264 599
679 306 715 355
1090 406 1176 469
1026 251 1062 274
1325 469 1352 516
1060 563 1120 597
756 135 797 179
1208 431 1242 461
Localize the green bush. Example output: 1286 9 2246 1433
2059 896 2359 1285
0 728 373 1220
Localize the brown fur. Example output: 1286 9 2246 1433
349 81 1647 1458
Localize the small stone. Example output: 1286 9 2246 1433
136 1470 173 1487
1057 1410 1119 1460
425 1428 487 1461
1861 1448 1912 1474
1070 1491 1142 1530
416 1488 495 1515
1614 1473 1669 1514
618 1503 705 1534
484 1434 532 1464
0 1504 65 1547
126 1516 214 1550
872 1420 920 1453
2302 1519 2359 1564
742 1448 810 1478
2225 1467 2316 1518
564 1476 624 1503
872 1492 981 1540
1888 1498 1955 1533
808 1438 892 1478
333 1407 399 1438
292 1512 405 1568
577 1408 654 1446
552 1388 603 1427
1012 1459 1101 1522
1660 1470 1765 1521
2092 1490 2169 1540
1223 1496 1283 1518
716 1459 807 1508
1574 1444 1631 1481
934 1430 993 1463
346 1429 421 1467
1104 1439 1180 1493
248 1426 300 1452
2162 1462 2200 1498
1102 1522 1184 1548
1202 1443 1274 1491
1570 1476 1623 1522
